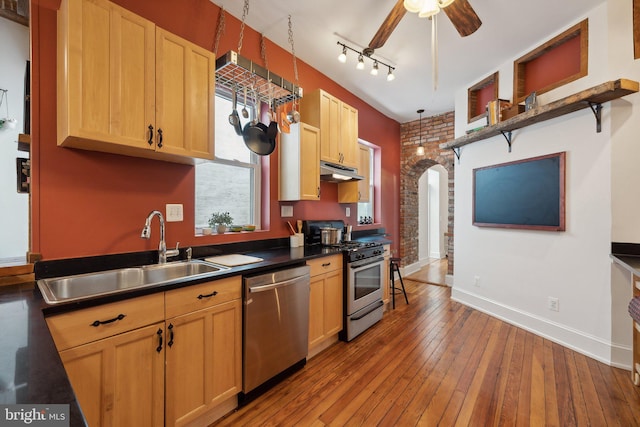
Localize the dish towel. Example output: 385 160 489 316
629 296 640 323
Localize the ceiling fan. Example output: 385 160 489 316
363 0 481 56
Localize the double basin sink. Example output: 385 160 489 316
38 260 230 304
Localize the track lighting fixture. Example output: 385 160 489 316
338 46 347 63
416 109 425 155
370 61 379 76
387 67 395 81
336 41 395 81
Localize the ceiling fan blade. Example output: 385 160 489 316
443 0 482 37
367 0 407 51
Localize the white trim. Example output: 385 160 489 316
451 287 632 369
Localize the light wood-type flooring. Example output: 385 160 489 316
213 261 640 426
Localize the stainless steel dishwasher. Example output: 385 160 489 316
242 265 310 396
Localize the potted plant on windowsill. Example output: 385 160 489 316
209 211 233 234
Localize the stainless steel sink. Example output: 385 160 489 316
38 260 229 304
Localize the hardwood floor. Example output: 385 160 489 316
405 258 449 286
213 278 640 426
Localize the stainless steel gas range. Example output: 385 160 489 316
303 220 385 341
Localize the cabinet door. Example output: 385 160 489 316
340 102 358 168
57 0 155 150
300 123 321 200
324 269 344 337
320 91 341 164
156 28 215 160
165 299 242 427
308 275 326 350
59 322 165 427
338 143 370 203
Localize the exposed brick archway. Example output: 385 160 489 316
399 112 455 275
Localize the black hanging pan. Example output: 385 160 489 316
242 91 275 156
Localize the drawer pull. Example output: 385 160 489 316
197 291 218 300
90 313 126 327
168 323 174 347
157 128 163 148
147 125 154 145
322 262 331 267
156 328 163 353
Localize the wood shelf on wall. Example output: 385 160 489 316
440 79 639 153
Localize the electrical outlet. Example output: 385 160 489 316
281 205 293 217
474 276 480 287
548 297 559 312
166 204 183 222
346 207 351 217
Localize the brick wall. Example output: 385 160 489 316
399 111 455 275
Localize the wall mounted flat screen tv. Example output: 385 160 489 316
473 152 566 231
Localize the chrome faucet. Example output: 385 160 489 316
141 210 179 264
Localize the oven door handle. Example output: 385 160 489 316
349 256 385 270
351 300 384 321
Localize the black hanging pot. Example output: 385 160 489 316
242 121 274 156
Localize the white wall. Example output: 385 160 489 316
418 172 429 263
452 1 640 368
0 19 29 263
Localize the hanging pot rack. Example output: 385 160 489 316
215 50 303 107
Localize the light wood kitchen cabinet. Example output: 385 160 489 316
164 277 242 427
46 277 241 426
382 244 391 309
47 293 165 427
57 0 214 164
338 143 370 203
307 254 343 358
279 122 321 201
299 89 358 168
59 322 165 427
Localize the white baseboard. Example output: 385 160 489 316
451 287 632 369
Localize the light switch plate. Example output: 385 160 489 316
346 207 351 217
166 204 183 222
281 205 294 217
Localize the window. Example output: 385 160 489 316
195 95 261 230
357 143 375 223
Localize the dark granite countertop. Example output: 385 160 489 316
611 242 640 276
0 240 355 426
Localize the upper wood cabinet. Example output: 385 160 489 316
300 89 358 168
57 0 215 164
279 122 321 201
338 143 370 203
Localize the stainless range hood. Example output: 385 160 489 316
320 161 363 182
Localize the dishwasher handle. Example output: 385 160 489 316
248 274 309 293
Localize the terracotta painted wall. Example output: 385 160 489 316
30 0 401 260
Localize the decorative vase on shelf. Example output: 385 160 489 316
216 224 227 234
208 211 233 234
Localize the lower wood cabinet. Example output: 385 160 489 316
46 277 242 427
59 322 165 427
307 254 343 357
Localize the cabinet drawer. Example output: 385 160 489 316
46 293 164 351
165 276 241 318
307 254 343 277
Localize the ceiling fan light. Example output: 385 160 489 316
338 46 347 63
387 67 395 81
356 54 365 70
437 0 455 8
371 61 379 76
418 0 440 18
404 0 425 14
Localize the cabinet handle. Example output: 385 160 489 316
317 187 321 198
157 128 163 148
156 328 163 353
147 125 154 145
90 313 125 327
197 290 218 300
167 323 174 347
322 262 331 267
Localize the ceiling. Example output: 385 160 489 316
210 0 605 123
